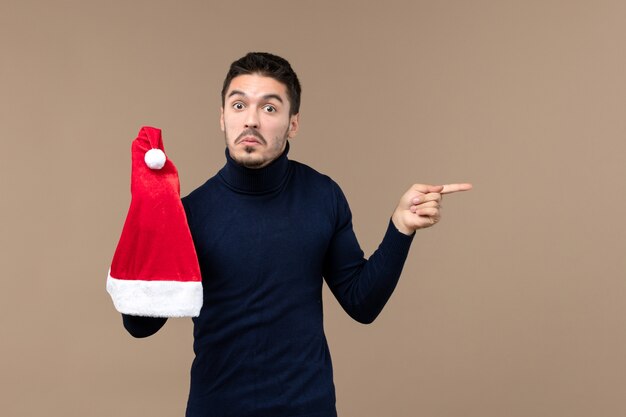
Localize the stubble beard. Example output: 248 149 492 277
226 127 290 169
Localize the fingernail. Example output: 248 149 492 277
412 197 421 204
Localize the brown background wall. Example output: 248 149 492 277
2 1 625 416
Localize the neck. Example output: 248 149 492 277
219 141 291 194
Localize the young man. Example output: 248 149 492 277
122 52 472 417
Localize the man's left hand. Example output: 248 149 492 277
391 183 473 235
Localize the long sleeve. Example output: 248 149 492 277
121 314 168 338
322 183 414 324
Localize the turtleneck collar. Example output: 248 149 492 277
218 142 291 194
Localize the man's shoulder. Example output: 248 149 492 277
289 159 339 190
182 174 221 206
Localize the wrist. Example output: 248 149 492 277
391 212 414 236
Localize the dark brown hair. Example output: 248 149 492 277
221 52 302 116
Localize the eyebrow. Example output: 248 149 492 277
228 90 284 104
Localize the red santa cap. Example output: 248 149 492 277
107 126 202 317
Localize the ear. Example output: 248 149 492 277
220 107 225 132
287 113 300 139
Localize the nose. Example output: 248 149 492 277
244 109 259 129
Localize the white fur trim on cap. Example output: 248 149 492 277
144 148 166 169
107 271 203 317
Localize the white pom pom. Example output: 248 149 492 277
144 148 166 170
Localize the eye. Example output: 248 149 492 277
263 105 277 113
232 102 245 110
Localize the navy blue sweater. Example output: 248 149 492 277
122 143 414 417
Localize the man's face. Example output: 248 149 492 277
221 74 299 169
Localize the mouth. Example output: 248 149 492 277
235 129 266 146
239 136 261 145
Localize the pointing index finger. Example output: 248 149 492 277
411 184 444 194
440 183 473 195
